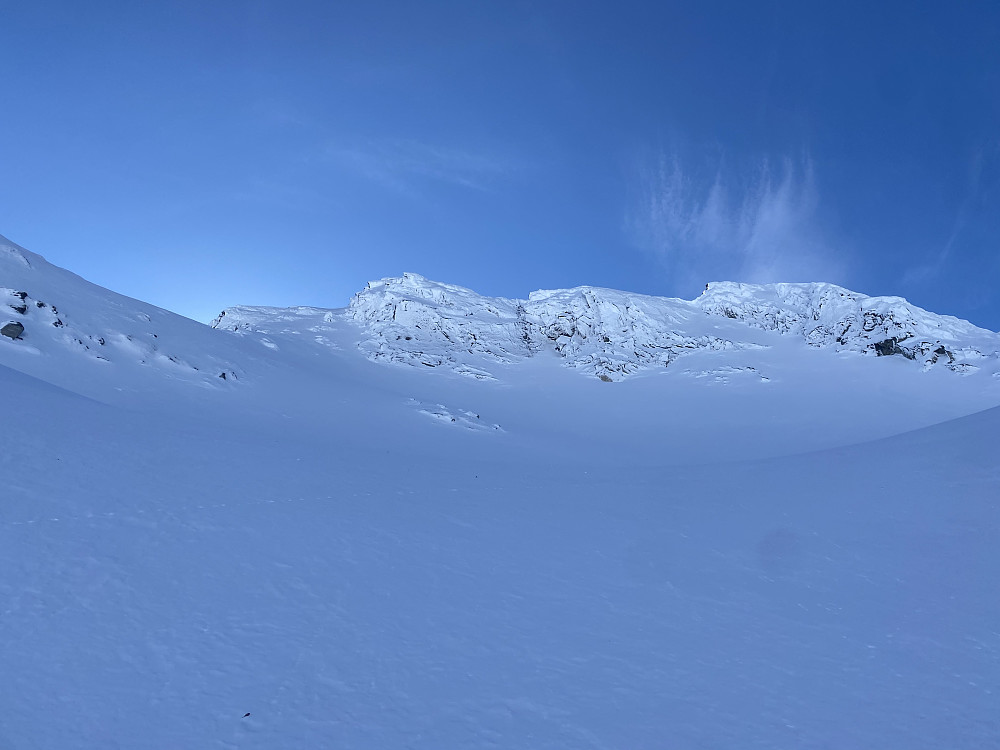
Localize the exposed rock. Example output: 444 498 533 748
216 275 1000 382
2 321 25 339
929 345 955 365
873 338 913 358
341 274 763 381
696 282 996 372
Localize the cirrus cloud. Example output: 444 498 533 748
626 149 845 293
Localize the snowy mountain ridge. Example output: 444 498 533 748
5 228 999 390
6 233 1000 750
697 281 996 373
216 272 1000 381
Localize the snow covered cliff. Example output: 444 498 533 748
696 281 996 374
5 227 997 388
280 273 1000 381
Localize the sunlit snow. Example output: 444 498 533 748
3 234 1000 749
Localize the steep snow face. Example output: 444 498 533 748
696 281 1000 373
343 274 765 381
1 234 242 400
522 286 762 380
345 273 531 380
336 274 1000 381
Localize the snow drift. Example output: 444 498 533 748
3 233 1000 749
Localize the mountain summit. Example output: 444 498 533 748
214 271 1000 382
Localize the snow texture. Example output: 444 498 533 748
225 272 1000 382
4 233 1000 750
696 281 999 373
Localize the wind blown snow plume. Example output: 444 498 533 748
627 150 842 292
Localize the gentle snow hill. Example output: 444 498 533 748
211 271 1000 460
2 344 999 749
4 235 1000 460
4 234 1000 749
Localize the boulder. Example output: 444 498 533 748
1 321 25 340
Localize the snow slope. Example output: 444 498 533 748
697 281 998 374
1 235 243 406
3 234 1000 749
276 272 999 382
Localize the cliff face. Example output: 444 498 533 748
695 282 995 374
327 273 1000 381
6 225 996 389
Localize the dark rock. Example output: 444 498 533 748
1 321 25 340
929 344 955 365
862 311 883 332
873 338 898 356
13 291 27 300
873 337 915 359
219 372 227 380
35 301 45 308
10 303 27 315
53 319 64 328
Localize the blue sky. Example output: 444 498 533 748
2 0 999 328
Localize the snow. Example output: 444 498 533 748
3 233 1000 748
329 273 1000 382
696 281 1000 372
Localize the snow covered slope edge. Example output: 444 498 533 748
227 273 1000 381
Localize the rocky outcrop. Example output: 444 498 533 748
2 321 24 339
343 275 767 381
346 273 532 379
695 282 997 374
217 274 1000 382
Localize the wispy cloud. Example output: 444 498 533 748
329 138 518 194
626 149 843 290
903 141 999 289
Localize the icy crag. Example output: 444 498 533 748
697 281 999 373
323 274 1000 380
